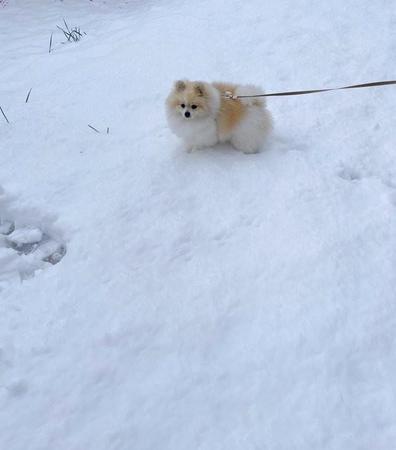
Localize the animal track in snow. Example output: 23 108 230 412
6 225 66 263
0 190 66 287
337 163 396 210
0 220 66 285
337 166 362 182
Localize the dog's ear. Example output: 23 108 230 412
175 80 186 92
194 82 206 97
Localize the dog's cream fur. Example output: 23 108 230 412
166 80 273 154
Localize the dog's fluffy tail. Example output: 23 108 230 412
235 84 267 107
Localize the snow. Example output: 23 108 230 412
7 227 43 245
1 0 396 449
0 220 14 235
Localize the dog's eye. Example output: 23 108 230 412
180 104 185 108
191 105 197 109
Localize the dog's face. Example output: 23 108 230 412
166 80 211 120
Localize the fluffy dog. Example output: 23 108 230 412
166 80 273 154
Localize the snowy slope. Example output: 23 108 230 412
1 0 396 449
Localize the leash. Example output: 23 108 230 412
224 80 396 99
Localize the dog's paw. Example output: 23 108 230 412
242 149 260 155
185 145 203 153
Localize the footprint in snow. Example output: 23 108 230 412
337 166 362 182
0 219 66 284
336 165 396 210
3 223 66 263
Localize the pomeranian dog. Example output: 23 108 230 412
166 80 273 154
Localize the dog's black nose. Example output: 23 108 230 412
184 111 191 118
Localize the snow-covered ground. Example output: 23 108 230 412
1 1 396 448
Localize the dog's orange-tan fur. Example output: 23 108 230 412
212 82 246 138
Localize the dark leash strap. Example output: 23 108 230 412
225 80 396 99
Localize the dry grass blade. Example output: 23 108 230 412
88 124 100 133
25 88 32 103
57 19 85 43
63 18 71 34
71 28 81 42
0 106 10 124
57 25 70 41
